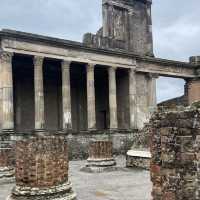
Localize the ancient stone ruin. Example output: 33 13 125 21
150 108 200 200
0 0 199 199
7 136 76 200
82 140 116 173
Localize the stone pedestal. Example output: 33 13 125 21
126 150 151 170
82 140 116 173
0 140 15 184
7 136 76 200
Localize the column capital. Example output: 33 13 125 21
128 68 136 73
61 60 72 67
0 51 13 63
108 66 117 72
86 63 96 70
147 73 159 79
33 56 44 66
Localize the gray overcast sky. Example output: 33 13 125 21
0 0 200 102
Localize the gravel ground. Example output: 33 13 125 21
0 156 152 200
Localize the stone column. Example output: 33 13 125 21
82 140 116 173
187 56 200 105
0 51 14 133
108 67 118 130
7 136 76 200
148 73 158 114
61 60 72 131
86 63 96 130
128 68 137 129
34 56 45 131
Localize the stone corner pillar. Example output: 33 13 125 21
61 60 72 132
7 136 76 200
108 66 118 130
147 73 159 115
86 63 96 130
0 51 14 133
33 56 45 132
186 56 200 105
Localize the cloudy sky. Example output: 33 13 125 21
0 0 200 102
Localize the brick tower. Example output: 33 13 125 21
84 0 153 56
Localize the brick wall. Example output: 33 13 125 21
88 141 113 159
150 109 200 200
15 136 68 188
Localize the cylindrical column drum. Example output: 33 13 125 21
7 136 76 200
84 140 116 173
0 141 15 183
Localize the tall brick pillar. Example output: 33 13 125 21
82 140 116 173
7 136 76 200
187 56 200 105
150 108 200 200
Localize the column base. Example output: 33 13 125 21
0 167 15 184
58 129 73 135
33 129 49 137
7 181 76 200
1 129 14 135
81 158 117 173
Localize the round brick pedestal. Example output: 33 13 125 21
0 141 15 184
82 140 116 173
7 136 76 200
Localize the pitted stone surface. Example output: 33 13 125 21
150 108 200 200
8 136 76 200
83 140 117 173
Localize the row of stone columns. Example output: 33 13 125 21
0 51 143 132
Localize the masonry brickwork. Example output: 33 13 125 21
150 108 200 200
8 136 76 200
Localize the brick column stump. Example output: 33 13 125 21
81 140 116 173
7 136 76 200
0 140 15 184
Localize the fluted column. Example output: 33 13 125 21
61 60 72 131
108 67 118 129
34 56 45 131
0 51 14 132
86 63 96 130
129 68 137 129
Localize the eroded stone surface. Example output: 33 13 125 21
8 136 76 200
150 108 200 200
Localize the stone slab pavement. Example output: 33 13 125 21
0 156 152 200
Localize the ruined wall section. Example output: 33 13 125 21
83 0 153 56
150 109 200 200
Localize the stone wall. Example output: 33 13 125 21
66 131 135 160
150 109 200 200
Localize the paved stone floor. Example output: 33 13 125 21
0 156 152 200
